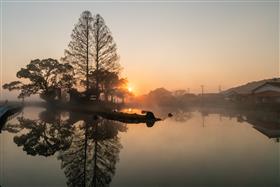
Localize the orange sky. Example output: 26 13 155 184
0 1 279 99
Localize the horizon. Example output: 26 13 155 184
1 76 280 102
0 1 279 100
1 2 280 187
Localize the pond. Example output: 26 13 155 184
0 106 279 187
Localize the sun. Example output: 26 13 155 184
128 87 133 93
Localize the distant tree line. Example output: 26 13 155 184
3 11 129 103
133 87 224 108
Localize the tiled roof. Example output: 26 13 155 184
253 82 280 92
222 78 280 95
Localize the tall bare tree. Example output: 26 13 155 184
91 14 120 100
62 11 94 92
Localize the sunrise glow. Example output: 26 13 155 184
0 2 279 187
128 87 133 93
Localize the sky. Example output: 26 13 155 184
0 0 279 100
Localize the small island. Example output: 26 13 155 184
1 11 160 126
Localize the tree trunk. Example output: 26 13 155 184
95 17 100 101
86 18 89 94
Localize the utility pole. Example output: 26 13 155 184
218 85 222 93
200 85 204 96
200 85 204 105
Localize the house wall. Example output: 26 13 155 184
253 91 280 103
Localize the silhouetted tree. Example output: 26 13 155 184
1 81 29 101
88 70 128 102
2 58 75 102
62 11 94 92
90 14 120 100
114 78 130 103
139 87 177 107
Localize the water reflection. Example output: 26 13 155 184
3 109 127 187
157 106 280 141
172 110 192 123
4 111 73 156
195 107 280 141
58 117 126 187
1 106 280 186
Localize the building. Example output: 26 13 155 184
252 82 280 103
223 90 251 102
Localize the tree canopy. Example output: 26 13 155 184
3 11 129 103
3 58 75 101
91 14 120 98
63 11 121 100
62 11 94 91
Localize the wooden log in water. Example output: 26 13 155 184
44 103 161 127
97 111 161 127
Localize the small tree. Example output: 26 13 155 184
3 58 75 102
62 11 94 92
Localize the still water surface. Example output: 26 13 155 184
0 107 279 187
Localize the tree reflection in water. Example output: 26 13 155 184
4 109 127 187
4 110 73 156
58 117 126 187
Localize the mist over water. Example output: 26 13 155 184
0 1 279 187
0 106 279 187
